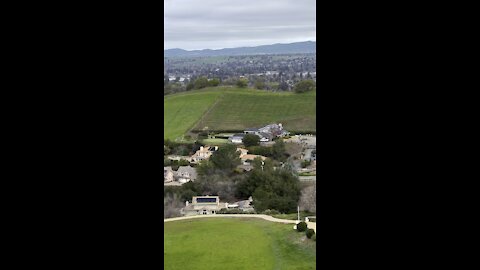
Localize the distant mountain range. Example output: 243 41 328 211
164 41 316 57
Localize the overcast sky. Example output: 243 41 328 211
164 0 316 50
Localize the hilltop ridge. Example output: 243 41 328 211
164 41 316 57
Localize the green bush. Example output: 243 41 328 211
301 159 312 168
312 234 316 241
294 80 315 93
306 228 315 239
217 208 256 214
236 78 248 88
262 209 280 215
194 77 209 89
296 222 307 232
208 78 220 87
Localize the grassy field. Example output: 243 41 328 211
164 87 316 140
164 218 316 270
164 90 224 140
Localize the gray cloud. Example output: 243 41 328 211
164 0 316 50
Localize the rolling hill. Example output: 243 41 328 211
164 87 316 140
164 41 316 57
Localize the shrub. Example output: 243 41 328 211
296 222 307 232
217 208 255 214
301 159 312 168
294 80 315 93
306 228 315 239
194 77 209 89
263 209 280 215
208 78 220 87
178 159 190 166
312 234 316 241
236 78 248 88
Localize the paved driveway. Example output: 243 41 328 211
164 214 316 232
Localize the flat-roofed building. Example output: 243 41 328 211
181 196 228 216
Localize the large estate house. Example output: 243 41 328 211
181 195 255 216
164 166 198 185
190 146 218 163
230 123 289 144
237 147 267 165
181 196 228 216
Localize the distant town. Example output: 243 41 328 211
164 53 316 94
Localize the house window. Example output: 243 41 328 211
212 211 215 214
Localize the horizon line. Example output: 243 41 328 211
164 40 316 52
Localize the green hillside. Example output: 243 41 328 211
164 87 316 140
164 218 316 270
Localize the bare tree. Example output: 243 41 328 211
164 193 184 219
299 183 316 213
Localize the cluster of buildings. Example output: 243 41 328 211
167 146 219 164
229 123 290 144
181 195 254 216
164 146 267 185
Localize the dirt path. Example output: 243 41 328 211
164 214 317 232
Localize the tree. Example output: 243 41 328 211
243 134 260 147
209 144 241 173
208 78 220 87
164 193 184 218
236 78 248 88
301 159 312 168
299 183 316 213
194 77 209 89
278 81 289 91
186 81 194 91
294 79 315 93
272 139 286 162
164 145 171 155
242 160 300 213
254 79 265 90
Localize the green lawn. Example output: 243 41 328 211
164 218 316 270
164 87 316 140
200 138 229 145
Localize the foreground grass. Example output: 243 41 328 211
164 218 316 270
164 87 316 140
